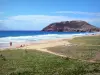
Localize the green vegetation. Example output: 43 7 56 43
0 36 100 75
48 36 100 60
69 36 100 45
0 49 100 75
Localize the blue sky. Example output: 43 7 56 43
0 0 100 30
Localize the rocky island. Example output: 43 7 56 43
42 20 100 32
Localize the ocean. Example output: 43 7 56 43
0 31 92 48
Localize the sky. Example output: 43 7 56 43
0 0 100 30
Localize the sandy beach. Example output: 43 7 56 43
21 32 100 49
0 32 100 51
21 38 70 49
0 37 70 51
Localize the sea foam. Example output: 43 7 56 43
0 33 86 44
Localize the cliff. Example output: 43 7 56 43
42 20 100 32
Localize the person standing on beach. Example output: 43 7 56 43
10 42 12 46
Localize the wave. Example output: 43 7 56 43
0 33 87 43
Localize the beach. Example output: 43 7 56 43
0 32 100 62
0 31 81 50
21 39 70 49
0 32 100 51
0 38 71 51
0 32 100 61
0 32 100 75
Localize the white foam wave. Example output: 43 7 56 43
0 33 86 43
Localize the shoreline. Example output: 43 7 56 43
0 37 72 51
0 32 100 51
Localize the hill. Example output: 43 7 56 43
42 20 100 32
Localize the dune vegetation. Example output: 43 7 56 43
0 36 100 75
48 36 100 61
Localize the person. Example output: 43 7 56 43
10 42 12 46
20 45 23 47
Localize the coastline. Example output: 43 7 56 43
21 32 100 50
0 36 73 51
0 32 100 51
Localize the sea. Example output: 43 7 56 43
0 31 96 49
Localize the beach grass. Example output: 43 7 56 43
0 35 100 75
47 36 100 61
69 36 100 45
0 49 100 75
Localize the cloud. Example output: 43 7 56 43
54 11 100 16
7 15 69 23
1 15 70 30
1 15 100 30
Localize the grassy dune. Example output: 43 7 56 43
0 49 100 75
0 36 100 75
69 36 100 45
48 36 100 61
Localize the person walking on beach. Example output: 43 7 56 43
10 42 12 46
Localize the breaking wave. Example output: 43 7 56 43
0 33 86 44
